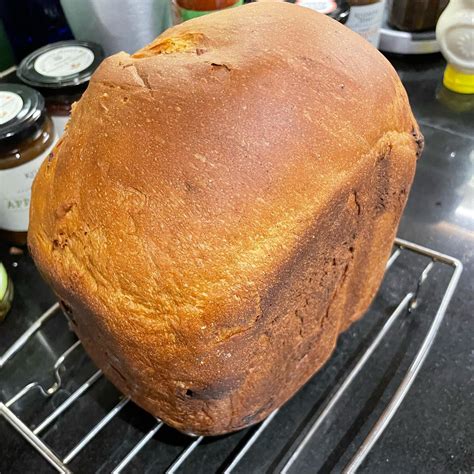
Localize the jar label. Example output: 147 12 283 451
345 1 385 47
0 138 56 232
0 92 23 125
295 0 337 14
34 46 94 77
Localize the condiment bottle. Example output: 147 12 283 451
0 84 55 245
172 0 243 23
436 0 474 94
345 0 385 47
17 40 104 136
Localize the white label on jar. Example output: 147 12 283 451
34 46 94 77
0 92 23 125
295 0 337 14
0 137 56 232
346 1 385 47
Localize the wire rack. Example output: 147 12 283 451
0 238 463 473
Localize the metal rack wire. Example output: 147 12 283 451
0 238 463 473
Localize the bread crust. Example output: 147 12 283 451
28 3 423 435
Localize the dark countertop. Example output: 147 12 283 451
361 54 474 473
1 54 473 473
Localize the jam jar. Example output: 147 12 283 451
0 84 55 245
345 0 385 47
17 40 104 136
253 0 350 23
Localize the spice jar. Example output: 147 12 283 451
345 0 385 47
0 84 55 245
17 40 104 136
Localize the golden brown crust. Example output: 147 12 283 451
28 3 422 435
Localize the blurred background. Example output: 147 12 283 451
0 0 453 66
0 0 460 152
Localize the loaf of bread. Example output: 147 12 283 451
28 2 423 435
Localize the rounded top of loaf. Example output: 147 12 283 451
29 2 419 405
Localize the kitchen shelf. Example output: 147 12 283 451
0 238 462 473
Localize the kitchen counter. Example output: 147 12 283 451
361 54 474 473
1 54 473 473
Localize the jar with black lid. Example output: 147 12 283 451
253 0 350 23
294 0 350 22
17 40 104 136
345 0 385 47
0 84 55 245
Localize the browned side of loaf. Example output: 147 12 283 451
28 2 423 435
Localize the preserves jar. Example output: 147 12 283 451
292 0 350 23
253 0 350 23
0 84 55 245
345 0 385 47
17 40 104 135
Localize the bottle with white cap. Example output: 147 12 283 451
436 0 474 94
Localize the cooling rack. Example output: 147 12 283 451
0 238 463 473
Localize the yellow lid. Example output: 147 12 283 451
443 64 474 94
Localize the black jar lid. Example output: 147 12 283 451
0 84 46 147
17 40 104 89
293 0 350 22
256 0 350 23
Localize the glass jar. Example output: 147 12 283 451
0 84 55 245
292 0 350 23
0 261 13 322
388 0 449 32
172 0 243 23
345 0 385 47
252 0 350 23
17 40 104 136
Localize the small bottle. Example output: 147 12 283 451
436 0 474 94
0 261 13 322
0 84 56 245
172 0 243 23
345 0 385 47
